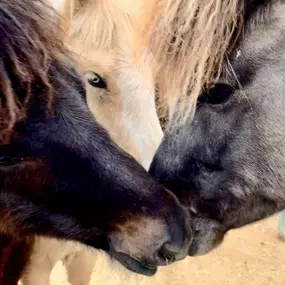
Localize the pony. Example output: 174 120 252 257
71 0 163 169
0 0 192 284
147 0 285 256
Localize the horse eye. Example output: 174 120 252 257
198 83 234 105
86 72 106 89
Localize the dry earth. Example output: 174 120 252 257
46 214 285 285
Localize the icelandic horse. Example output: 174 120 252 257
0 0 191 284
144 0 285 256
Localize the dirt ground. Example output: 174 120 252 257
50 214 285 285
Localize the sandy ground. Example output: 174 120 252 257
50 214 285 285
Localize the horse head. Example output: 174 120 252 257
0 0 191 275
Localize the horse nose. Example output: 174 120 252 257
156 241 189 265
154 190 192 266
155 216 192 266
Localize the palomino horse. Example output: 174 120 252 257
147 0 285 255
74 0 163 169
20 1 166 285
0 0 191 284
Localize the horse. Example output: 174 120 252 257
146 0 285 256
0 0 192 283
19 1 167 284
72 0 163 170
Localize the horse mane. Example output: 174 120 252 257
0 0 73 143
70 0 133 53
137 0 243 126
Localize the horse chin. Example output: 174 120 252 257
111 251 157 276
188 217 225 256
188 235 222 256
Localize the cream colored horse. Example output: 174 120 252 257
21 1 163 285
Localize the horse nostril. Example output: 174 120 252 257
157 244 179 265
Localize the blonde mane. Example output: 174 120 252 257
70 0 133 53
138 0 243 125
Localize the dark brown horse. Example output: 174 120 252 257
0 0 191 282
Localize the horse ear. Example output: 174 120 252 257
50 0 78 34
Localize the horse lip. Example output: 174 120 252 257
111 250 157 276
187 222 226 256
187 229 198 256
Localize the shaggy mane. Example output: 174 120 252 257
70 0 133 52
137 0 244 125
0 0 73 143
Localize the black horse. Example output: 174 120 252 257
0 0 191 282
150 0 285 256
